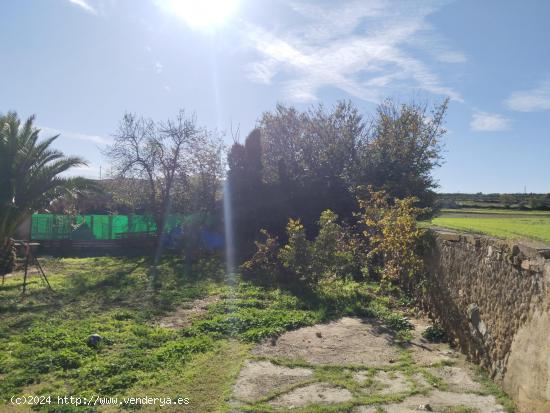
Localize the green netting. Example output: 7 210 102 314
112 215 128 238
30 214 188 241
129 215 155 234
31 214 73 240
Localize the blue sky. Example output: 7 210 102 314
1 0 549 193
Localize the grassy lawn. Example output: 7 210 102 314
440 208 550 216
0 257 415 412
430 215 550 244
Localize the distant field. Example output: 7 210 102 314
430 213 550 244
440 208 550 216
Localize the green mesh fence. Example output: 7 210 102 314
30 214 187 241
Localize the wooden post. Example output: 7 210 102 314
21 243 30 295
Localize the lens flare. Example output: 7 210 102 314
163 0 240 31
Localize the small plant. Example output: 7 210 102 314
278 218 312 283
312 210 366 282
422 323 448 343
240 229 283 284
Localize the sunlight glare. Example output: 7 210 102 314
165 0 240 31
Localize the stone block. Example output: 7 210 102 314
464 235 480 247
439 232 460 242
518 244 540 259
520 259 542 273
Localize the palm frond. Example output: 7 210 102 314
0 112 90 242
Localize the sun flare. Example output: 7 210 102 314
163 0 240 31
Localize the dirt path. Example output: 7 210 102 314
229 317 509 412
155 295 221 329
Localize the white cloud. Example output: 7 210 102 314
242 0 463 103
470 111 511 132
38 126 110 145
67 0 97 14
155 61 164 74
505 79 550 112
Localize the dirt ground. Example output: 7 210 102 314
155 295 220 329
230 317 509 412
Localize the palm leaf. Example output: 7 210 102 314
0 111 88 245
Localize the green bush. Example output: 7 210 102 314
242 210 367 286
240 229 283 284
278 219 312 282
422 323 447 342
358 187 428 287
312 210 365 282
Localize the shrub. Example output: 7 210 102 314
358 186 428 286
422 323 447 343
240 229 283 284
313 210 366 281
242 211 367 286
242 188 427 291
278 219 312 283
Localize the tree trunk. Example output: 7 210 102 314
148 214 166 290
0 238 16 276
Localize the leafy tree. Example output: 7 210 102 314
258 102 364 232
229 99 446 254
0 112 86 275
227 129 270 258
356 99 448 208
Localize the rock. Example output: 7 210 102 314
439 232 460 242
87 333 102 347
315 332 322 338
253 317 401 366
467 304 480 324
269 383 352 408
510 244 520 256
518 244 540 259
465 235 480 247
233 361 313 403
520 259 541 272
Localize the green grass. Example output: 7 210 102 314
440 208 550 216
430 216 550 244
0 256 416 412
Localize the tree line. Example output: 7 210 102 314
1 98 448 281
228 99 448 259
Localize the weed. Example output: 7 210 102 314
422 323 448 343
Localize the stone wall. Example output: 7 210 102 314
423 230 550 413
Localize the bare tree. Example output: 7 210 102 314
104 110 220 283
